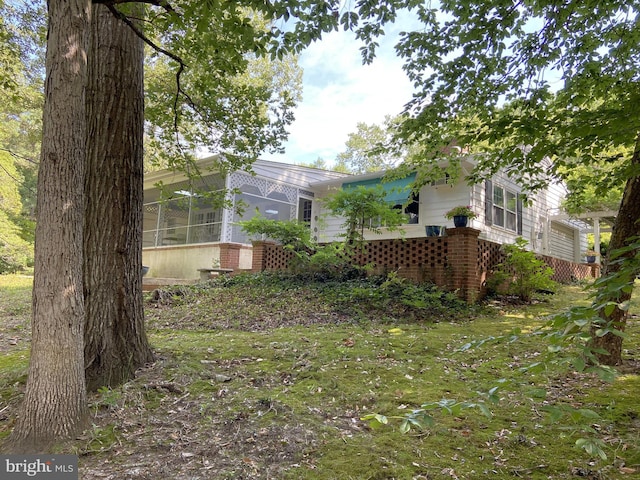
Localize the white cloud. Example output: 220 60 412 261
263 23 415 166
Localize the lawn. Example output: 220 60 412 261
0 273 638 479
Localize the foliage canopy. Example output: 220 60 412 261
391 1 639 191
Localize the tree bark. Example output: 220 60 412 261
7 0 91 452
591 133 640 365
84 3 154 391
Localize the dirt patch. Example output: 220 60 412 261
77 355 357 479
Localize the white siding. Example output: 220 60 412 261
312 180 473 242
473 172 526 247
311 166 586 261
548 221 577 262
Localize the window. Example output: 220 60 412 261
493 186 505 227
142 175 224 247
298 198 312 223
401 192 419 224
486 181 522 233
506 191 517 231
231 191 294 243
189 208 222 243
430 173 451 186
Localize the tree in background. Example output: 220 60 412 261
297 156 347 172
0 152 33 273
0 0 44 273
335 117 402 174
143 12 303 175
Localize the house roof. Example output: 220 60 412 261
250 158 350 188
144 155 350 190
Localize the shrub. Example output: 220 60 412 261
238 215 313 252
487 237 557 303
321 185 407 251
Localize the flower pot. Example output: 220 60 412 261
453 215 468 228
425 225 441 237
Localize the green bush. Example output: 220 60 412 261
321 185 407 251
238 214 313 252
487 237 557 303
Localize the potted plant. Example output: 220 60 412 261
444 205 477 227
425 225 441 237
585 249 598 263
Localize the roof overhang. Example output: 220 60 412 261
550 210 618 232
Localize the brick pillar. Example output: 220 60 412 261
251 241 272 272
219 243 241 269
445 227 481 303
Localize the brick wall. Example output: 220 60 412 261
542 254 600 282
251 231 598 302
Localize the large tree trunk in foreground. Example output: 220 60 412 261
590 133 640 366
7 0 91 452
83 3 154 391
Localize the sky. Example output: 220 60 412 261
261 21 416 168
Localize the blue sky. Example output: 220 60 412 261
262 21 416 167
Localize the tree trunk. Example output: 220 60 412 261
7 0 91 452
590 133 640 365
84 3 154 391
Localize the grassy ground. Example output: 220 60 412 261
0 273 638 479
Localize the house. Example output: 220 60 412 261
310 156 589 263
142 155 590 281
142 156 349 279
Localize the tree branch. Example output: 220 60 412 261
0 157 36 195
0 147 38 165
93 0 177 16
103 4 185 68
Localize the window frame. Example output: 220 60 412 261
486 180 522 234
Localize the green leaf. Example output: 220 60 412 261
542 405 564 423
399 419 411 434
573 356 586 372
361 413 388 429
603 303 616 317
577 409 601 420
477 403 493 418
576 438 607 460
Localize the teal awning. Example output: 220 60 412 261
342 172 416 205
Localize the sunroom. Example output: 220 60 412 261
142 156 349 279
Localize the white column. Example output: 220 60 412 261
593 217 601 264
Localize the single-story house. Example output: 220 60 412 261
142 155 591 280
